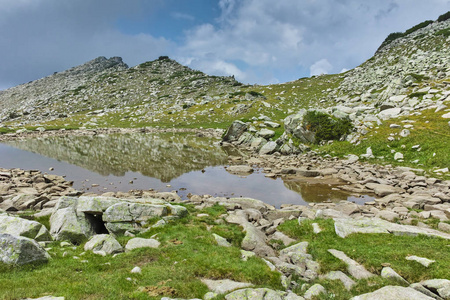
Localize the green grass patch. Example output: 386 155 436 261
279 218 450 299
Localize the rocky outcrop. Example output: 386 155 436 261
0 233 50 265
49 196 188 243
0 214 52 241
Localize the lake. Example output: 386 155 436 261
0 132 371 207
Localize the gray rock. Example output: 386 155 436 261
334 217 450 240
409 283 444 300
0 233 50 265
365 183 405 196
84 234 123 255
350 285 435 300
201 279 253 294
328 249 375 279
406 255 435 267
125 238 160 251
50 206 95 244
0 214 52 241
258 129 275 139
259 141 278 155
304 284 326 300
241 222 276 257
381 267 409 285
421 279 450 299
213 233 231 247
223 121 248 142
225 288 304 300
25 297 65 300
321 271 356 290
227 165 254 175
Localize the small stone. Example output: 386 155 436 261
312 223 322 234
304 284 326 299
130 266 141 274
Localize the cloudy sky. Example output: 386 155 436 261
0 0 449 90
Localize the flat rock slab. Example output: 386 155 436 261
226 165 254 175
406 255 435 267
334 217 450 240
201 279 253 294
321 271 356 290
381 267 409 285
421 279 450 299
328 249 375 279
213 233 231 247
225 288 304 300
350 285 435 300
125 238 160 251
365 183 405 196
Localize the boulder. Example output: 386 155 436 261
125 238 160 251
259 141 278 155
0 233 50 265
321 271 356 290
421 279 450 299
201 279 253 294
223 121 248 142
328 249 375 279
350 286 435 300
84 234 123 255
257 129 275 139
0 215 52 241
304 284 326 300
50 206 95 244
365 183 405 196
225 288 304 300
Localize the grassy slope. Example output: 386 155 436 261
2 206 448 299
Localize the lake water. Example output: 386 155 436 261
0 132 371 207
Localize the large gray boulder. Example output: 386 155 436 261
0 233 50 265
0 215 52 241
350 286 435 300
84 234 123 255
223 121 248 142
50 205 95 244
225 288 304 300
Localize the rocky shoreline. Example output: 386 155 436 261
1 129 450 299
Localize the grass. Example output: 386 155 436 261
278 218 450 299
0 210 281 300
319 108 450 179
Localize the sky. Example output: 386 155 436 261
0 0 449 90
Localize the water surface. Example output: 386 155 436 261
0 132 370 207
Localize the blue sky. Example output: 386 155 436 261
0 0 449 90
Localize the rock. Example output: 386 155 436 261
50 206 95 244
304 284 326 300
400 129 410 137
125 238 160 251
84 234 123 255
0 233 50 265
223 121 248 142
213 233 231 247
328 249 375 279
312 223 322 234
376 210 399 222
442 112 450 119
438 222 450 233
241 222 276 257
381 267 409 285
225 288 304 300
259 141 278 155
270 231 296 246
201 279 253 294
334 217 450 240
227 165 254 175
258 129 275 139
406 255 435 267
410 283 444 299
130 266 141 274
421 279 450 299
350 286 435 300
321 271 356 290
296 169 320 177
365 183 405 196
394 152 404 160
378 108 402 119
0 214 52 241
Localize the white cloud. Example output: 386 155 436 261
310 59 333 76
178 0 450 84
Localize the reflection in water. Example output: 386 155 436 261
1 133 373 207
5 133 229 182
283 179 350 203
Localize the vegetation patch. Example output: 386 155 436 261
303 111 353 144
